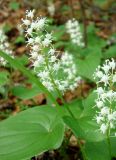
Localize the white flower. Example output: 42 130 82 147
42 38 51 47
30 51 38 59
96 100 104 108
96 87 104 95
38 71 49 80
31 21 38 29
95 70 103 78
113 74 116 83
26 10 35 19
66 18 84 47
33 60 39 68
35 37 41 43
21 19 31 26
100 107 109 115
36 17 46 30
27 38 34 44
47 2 55 16
37 55 44 64
32 45 40 52
100 75 109 85
109 58 115 70
100 124 107 134
96 116 104 124
50 55 56 62
42 81 53 91
102 64 110 74
48 48 55 55
108 114 115 121
53 63 60 71
26 27 33 36
110 122 115 129
22 10 81 93
0 29 13 65
94 58 116 136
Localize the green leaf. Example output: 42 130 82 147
12 85 42 100
76 51 101 81
63 116 106 142
0 71 9 86
9 1 20 10
15 55 29 66
3 24 12 33
111 137 116 157
84 137 116 160
53 25 65 41
0 106 65 160
102 45 116 59
15 36 25 44
81 91 97 117
87 24 105 47
94 0 107 6
0 51 56 106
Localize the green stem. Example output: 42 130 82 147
44 53 76 118
0 51 60 111
78 0 88 48
44 53 88 160
78 139 88 160
106 128 112 159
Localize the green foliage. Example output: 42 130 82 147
102 45 116 59
9 1 20 11
0 71 9 86
3 24 12 33
63 91 106 143
81 91 97 117
85 138 116 160
15 55 29 66
63 116 106 142
14 36 25 44
0 51 56 105
94 0 107 7
0 71 10 98
0 11 116 160
76 51 102 81
63 90 115 160
0 106 64 160
12 85 42 100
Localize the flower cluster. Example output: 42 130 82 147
66 18 84 47
47 1 55 16
93 59 116 135
0 29 13 65
22 10 81 93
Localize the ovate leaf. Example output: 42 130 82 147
0 106 64 160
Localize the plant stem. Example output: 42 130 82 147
78 0 87 48
0 51 60 110
106 128 112 159
44 52 76 118
68 0 75 18
44 60 87 160
78 138 87 160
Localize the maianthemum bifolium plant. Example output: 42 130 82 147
0 29 13 66
0 9 116 160
21 10 81 93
